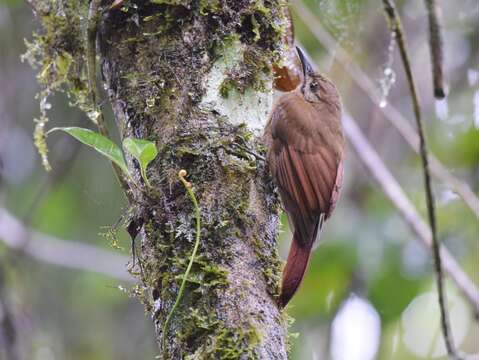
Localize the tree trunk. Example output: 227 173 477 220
27 0 288 358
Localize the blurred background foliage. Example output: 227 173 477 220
1 0 479 359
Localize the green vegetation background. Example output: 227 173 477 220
1 0 478 359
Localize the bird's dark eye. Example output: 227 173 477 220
310 82 319 91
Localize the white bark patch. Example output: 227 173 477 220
200 40 273 133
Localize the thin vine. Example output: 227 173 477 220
161 169 202 352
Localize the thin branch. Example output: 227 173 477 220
0 208 133 282
424 0 446 99
291 0 479 222
87 0 108 137
87 0 131 195
385 0 455 356
343 111 479 318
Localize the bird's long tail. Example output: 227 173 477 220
279 217 322 308
279 233 314 308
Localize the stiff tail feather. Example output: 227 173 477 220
279 215 323 308
278 234 314 308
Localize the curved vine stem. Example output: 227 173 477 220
161 170 202 353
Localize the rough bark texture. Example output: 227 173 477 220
26 0 288 358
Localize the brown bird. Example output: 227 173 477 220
265 47 345 308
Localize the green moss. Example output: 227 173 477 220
207 0 286 99
251 15 261 42
179 307 219 345
99 226 125 251
33 114 51 171
252 236 282 298
252 0 271 16
144 119 279 357
22 0 92 169
173 304 263 360
219 77 236 98
150 0 189 5
199 0 220 15
282 311 299 356
185 322 261 360
218 44 273 99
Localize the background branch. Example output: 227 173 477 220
343 111 479 317
424 0 446 99
0 208 133 282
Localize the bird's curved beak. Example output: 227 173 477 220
296 46 314 78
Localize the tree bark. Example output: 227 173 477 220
27 0 288 358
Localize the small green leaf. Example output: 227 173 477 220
123 137 158 187
47 127 129 175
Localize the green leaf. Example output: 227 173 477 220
122 137 158 187
47 127 129 175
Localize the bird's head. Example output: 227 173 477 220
296 46 340 107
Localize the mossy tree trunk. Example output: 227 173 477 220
27 0 288 358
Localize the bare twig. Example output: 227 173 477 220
424 0 446 99
0 208 133 282
383 0 457 356
292 0 479 221
343 111 479 318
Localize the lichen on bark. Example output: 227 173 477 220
26 0 289 358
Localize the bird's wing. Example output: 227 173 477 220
270 95 343 245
